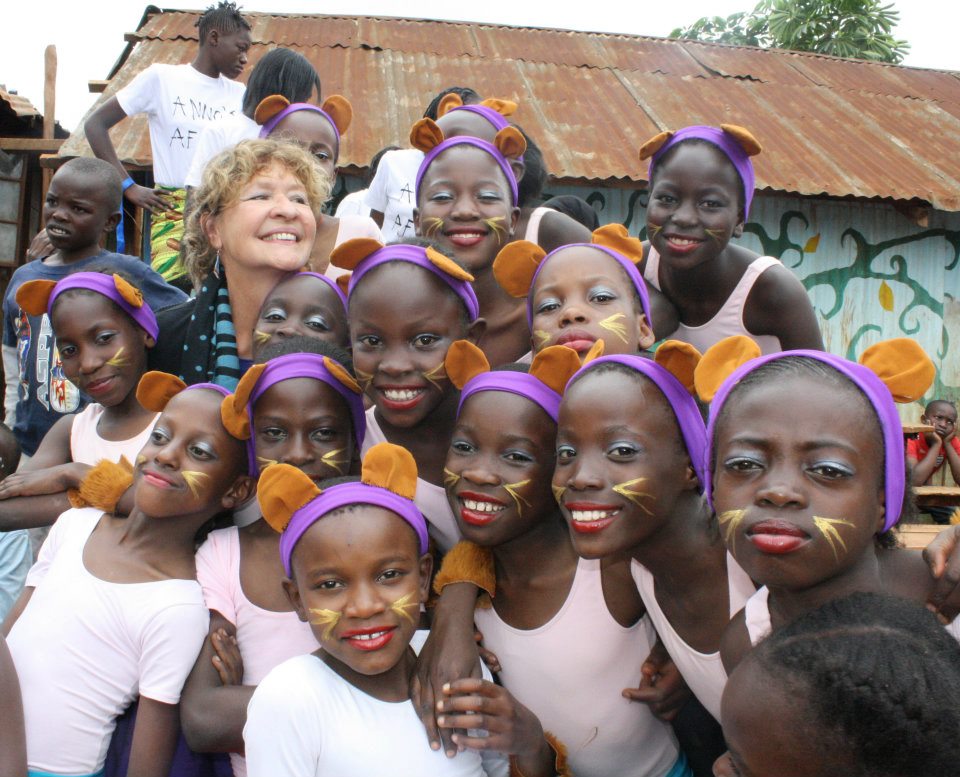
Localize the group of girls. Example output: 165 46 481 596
2 82 959 777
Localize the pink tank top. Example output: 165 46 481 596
69 404 158 466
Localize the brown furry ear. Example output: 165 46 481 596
136 371 187 412
410 118 446 152
582 339 605 365
335 273 350 296
492 241 547 298
361 442 418 500
254 94 291 125
113 274 144 308
321 95 352 136
257 462 323 534
693 336 761 403
329 237 385 271
720 124 762 156
530 345 581 395
323 356 362 394
445 340 490 390
437 92 464 117
425 246 474 282
654 340 702 394
15 280 57 316
591 224 644 264
480 98 517 117
638 130 674 161
220 364 268 440
494 126 526 159
859 338 935 404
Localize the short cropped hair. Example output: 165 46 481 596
196 1 250 43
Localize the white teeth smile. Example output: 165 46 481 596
383 389 424 401
668 237 700 246
463 499 504 513
48 226 68 236
570 509 618 523
263 232 298 242
351 630 389 641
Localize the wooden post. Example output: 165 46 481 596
41 45 57 199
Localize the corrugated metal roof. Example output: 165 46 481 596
59 8 960 211
0 86 42 119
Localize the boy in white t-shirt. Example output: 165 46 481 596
85 1 251 285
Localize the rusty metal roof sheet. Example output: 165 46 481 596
60 8 960 211
0 86 42 119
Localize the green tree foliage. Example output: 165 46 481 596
670 0 910 64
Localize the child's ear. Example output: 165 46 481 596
509 158 526 186
143 332 157 350
875 485 886 534
508 206 520 238
466 317 487 348
282 578 308 623
221 475 255 511
636 314 656 351
418 552 435 604
412 208 420 233
682 461 700 492
733 213 745 238
102 210 121 234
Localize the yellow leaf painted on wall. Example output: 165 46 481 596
803 234 820 253
879 280 894 312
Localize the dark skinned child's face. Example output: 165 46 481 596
554 369 698 559
711 375 885 592
646 143 745 272
207 28 251 80
922 402 957 442
252 378 356 481
285 506 432 679
349 263 480 429
52 292 154 408
530 246 655 359
255 275 349 351
43 168 119 258
270 111 338 180
134 389 250 521
446 390 558 547
414 146 519 275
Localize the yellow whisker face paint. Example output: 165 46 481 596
135 454 147 467
533 329 552 347
257 456 278 469
599 313 629 344
422 217 444 240
390 591 418 625
647 224 662 239
106 347 129 368
717 509 746 550
503 480 531 516
309 608 342 640
181 471 211 499
443 467 460 488
613 478 653 516
812 516 855 561
483 217 508 242
705 229 726 243
355 368 374 392
320 448 348 475
422 363 447 391
253 330 272 346
552 484 566 504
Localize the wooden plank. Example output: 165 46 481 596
88 80 110 94
42 45 56 200
903 423 935 435
913 486 960 508
0 138 65 152
897 524 943 550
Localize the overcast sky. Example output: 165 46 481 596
3 0 957 131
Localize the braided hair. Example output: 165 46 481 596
196 1 250 43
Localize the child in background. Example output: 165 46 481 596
85 1 251 287
245 443 559 777
0 272 159 533
329 238 485 551
0 426 27 621
5 372 253 777
638 124 822 353
254 271 350 351
907 399 960 523
182 338 364 777
335 145 400 219
715 592 960 777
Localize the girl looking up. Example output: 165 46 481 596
638 125 822 353
253 270 350 351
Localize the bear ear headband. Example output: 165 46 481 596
637 124 762 161
258 442 420 534
255 94 353 137
409 120 527 160
136 371 189 413
329 237 474 282
436 93 518 119
17 273 145 315
445 340 586 396
493 224 644 299
652 340 703 395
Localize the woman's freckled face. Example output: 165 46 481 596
255 275 349 350
711 375 886 591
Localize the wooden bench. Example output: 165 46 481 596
897 524 944 550
903 423 935 437
913 486 960 509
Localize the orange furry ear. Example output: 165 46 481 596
410 118 446 152
720 124 762 156
15 279 57 316
361 442 418 500
445 340 490 390
321 95 352 136
329 237 385 271
592 224 644 264
638 130 674 161
254 94 290 125
480 98 517 117
113 274 144 308
492 241 546 298
494 126 526 159
859 338 935 403
257 462 323 534
693 336 761 403
425 246 474 282
582 339 605 365
654 340 703 394
220 364 268 440
323 356 362 394
335 273 350 296
530 345 581 395
437 92 464 117
136 371 187 412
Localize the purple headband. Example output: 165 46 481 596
272 271 348 313
415 136 519 206
526 244 651 330
244 353 367 475
278 482 429 575
347 244 480 322
187 382 257 475
449 105 511 132
458 372 562 422
705 350 904 531
259 103 340 146
573 355 708 489
189 383 231 397
47 273 158 339
649 126 756 218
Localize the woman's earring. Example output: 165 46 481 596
213 251 222 278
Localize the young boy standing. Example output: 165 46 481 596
84 1 251 286
907 399 960 523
